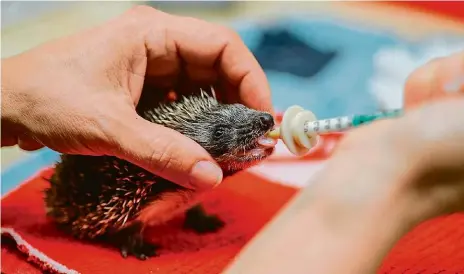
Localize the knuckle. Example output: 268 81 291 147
127 4 160 17
112 5 157 41
121 5 167 30
216 25 240 41
182 15 205 25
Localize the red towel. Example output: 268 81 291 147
2 132 464 274
1 167 297 274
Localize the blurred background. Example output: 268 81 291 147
2 1 464 191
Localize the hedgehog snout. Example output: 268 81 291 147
255 113 274 132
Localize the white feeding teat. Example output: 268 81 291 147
268 105 320 156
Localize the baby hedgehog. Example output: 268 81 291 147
43 89 276 260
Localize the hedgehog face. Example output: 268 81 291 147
143 95 277 174
196 103 276 173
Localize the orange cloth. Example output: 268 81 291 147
2 133 464 273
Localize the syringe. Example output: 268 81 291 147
267 106 403 156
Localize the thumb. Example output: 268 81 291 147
109 114 223 191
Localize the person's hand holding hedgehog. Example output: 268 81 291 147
1 5 274 192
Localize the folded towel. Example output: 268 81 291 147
2 132 464 273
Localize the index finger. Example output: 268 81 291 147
163 13 274 114
404 51 464 109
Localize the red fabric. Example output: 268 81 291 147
1 236 43 274
379 214 464 273
2 132 464 273
1 168 297 274
382 1 464 22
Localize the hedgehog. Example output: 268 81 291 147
43 88 276 260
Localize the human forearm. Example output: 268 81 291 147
221 117 437 274
223 153 416 274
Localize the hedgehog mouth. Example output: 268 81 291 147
223 131 276 173
247 146 275 158
257 133 277 149
239 130 277 158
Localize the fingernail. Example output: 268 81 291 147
189 161 223 190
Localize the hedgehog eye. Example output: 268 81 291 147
213 127 226 139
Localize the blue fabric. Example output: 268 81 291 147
252 29 338 78
1 16 405 196
1 148 59 195
234 16 401 118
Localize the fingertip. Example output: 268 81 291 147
189 160 223 191
405 52 464 109
157 13 274 113
17 138 44 151
213 27 274 113
404 58 441 109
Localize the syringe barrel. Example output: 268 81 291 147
303 109 403 135
275 106 403 156
303 116 352 134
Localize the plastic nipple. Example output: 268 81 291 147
267 105 319 156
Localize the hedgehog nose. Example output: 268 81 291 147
257 113 275 130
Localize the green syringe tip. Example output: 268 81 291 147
352 109 403 127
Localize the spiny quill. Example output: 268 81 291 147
43 88 277 260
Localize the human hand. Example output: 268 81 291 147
296 49 464 230
396 50 464 219
1 5 273 190
223 51 464 274
297 50 464 242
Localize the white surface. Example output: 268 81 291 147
1 2 75 28
249 160 327 188
369 38 464 110
247 139 334 188
1 228 79 274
